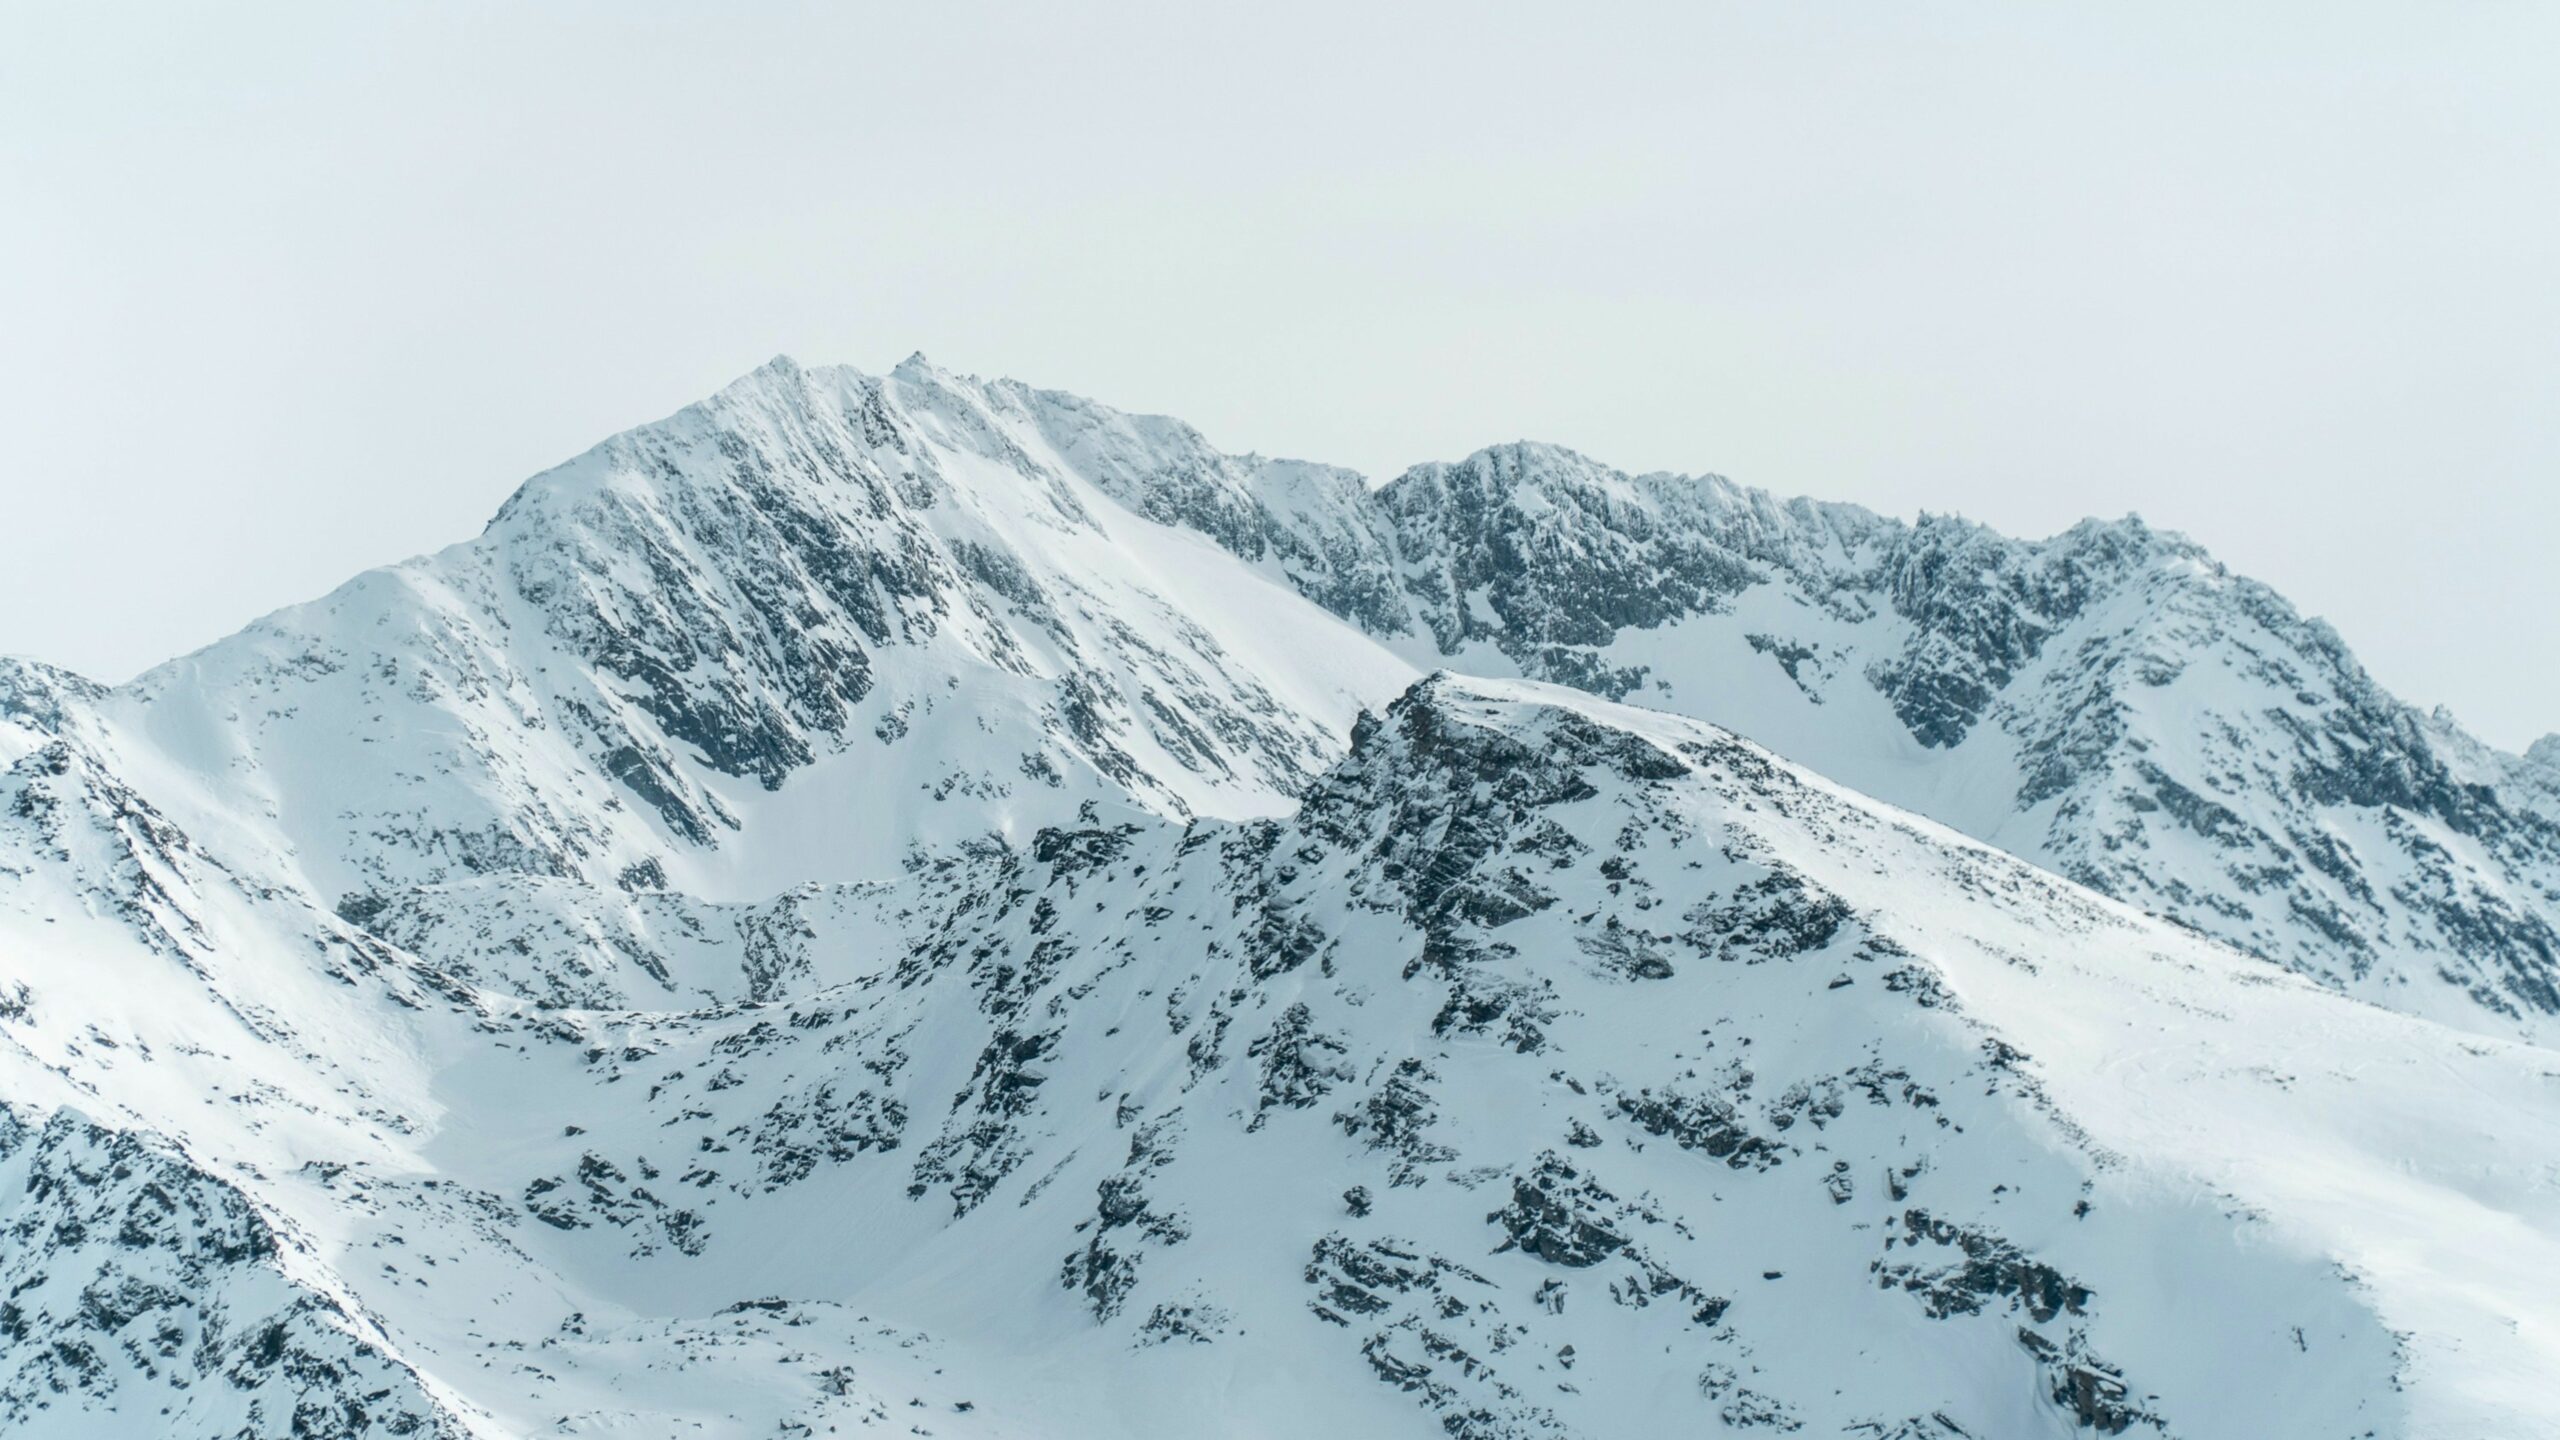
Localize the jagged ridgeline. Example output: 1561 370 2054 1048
0 356 2555 1438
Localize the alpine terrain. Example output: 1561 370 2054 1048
3 354 2556 1439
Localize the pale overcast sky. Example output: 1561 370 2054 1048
3 3 2554 747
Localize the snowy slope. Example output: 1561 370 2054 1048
3 355 2559 1437
5 671 2558 1437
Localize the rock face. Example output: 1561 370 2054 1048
0 356 2556 1437
0 1108 467 1440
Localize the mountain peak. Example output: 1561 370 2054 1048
1325 671 1697 835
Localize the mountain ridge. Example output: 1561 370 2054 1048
22 351 2555 1040
4 355 2558 1437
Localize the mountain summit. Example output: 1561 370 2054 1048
2 357 2554 1437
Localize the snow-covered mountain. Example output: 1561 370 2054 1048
3 356 2556 1437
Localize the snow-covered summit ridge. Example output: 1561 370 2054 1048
92 353 1417 912
20 349 2560 1045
